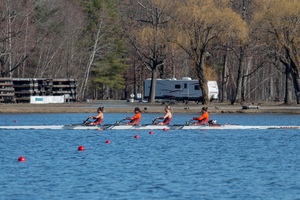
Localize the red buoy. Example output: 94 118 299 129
149 131 153 135
134 135 139 139
18 156 26 162
78 146 85 151
105 140 111 144
163 128 167 131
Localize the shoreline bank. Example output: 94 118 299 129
0 101 300 114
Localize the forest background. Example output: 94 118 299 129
0 0 300 105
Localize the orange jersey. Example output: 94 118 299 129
129 112 141 125
193 112 209 124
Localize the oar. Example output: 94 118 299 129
68 118 91 126
152 118 158 124
100 119 128 130
152 117 166 125
83 117 91 125
185 119 194 126
115 118 127 125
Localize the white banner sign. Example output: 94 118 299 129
30 96 65 104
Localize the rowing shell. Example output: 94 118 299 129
0 124 299 130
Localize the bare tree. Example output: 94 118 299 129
172 0 248 104
253 0 300 104
120 0 172 103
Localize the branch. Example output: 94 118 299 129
6 55 29 74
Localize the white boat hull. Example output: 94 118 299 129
0 124 299 130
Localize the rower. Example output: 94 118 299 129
123 107 142 125
86 107 104 126
191 107 209 125
153 105 172 125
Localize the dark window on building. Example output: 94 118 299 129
194 85 200 90
175 84 181 89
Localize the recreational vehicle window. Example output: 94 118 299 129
175 84 181 89
195 85 200 90
184 83 187 88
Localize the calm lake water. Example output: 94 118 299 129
0 113 300 199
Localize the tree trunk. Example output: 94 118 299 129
290 63 300 104
133 62 137 100
149 67 157 103
221 55 228 102
232 0 247 104
196 54 208 104
284 63 292 104
6 1 13 78
232 47 244 104
242 57 252 102
80 22 103 100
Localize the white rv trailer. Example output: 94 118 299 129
144 77 219 102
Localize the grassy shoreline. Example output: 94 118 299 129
0 101 300 114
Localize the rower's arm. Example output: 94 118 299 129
90 115 99 119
